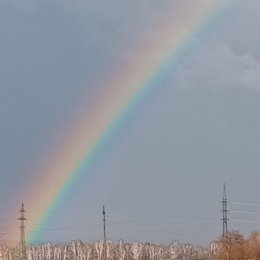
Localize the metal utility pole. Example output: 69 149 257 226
18 203 27 260
102 206 107 260
222 183 228 236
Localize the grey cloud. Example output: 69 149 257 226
216 0 260 59
1 0 260 246
174 37 260 92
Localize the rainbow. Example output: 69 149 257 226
7 0 228 244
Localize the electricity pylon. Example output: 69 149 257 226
18 203 27 260
222 184 228 236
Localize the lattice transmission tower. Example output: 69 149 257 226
18 203 27 260
102 206 107 260
221 184 228 236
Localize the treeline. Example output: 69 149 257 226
1 231 260 260
0 240 209 260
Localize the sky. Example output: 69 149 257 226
0 0 260 246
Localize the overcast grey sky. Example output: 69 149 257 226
1 0 260 246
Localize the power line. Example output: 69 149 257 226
230 202 260 207
230 210 260 215
232 219 260 225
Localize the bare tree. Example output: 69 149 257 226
212 231 245 260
